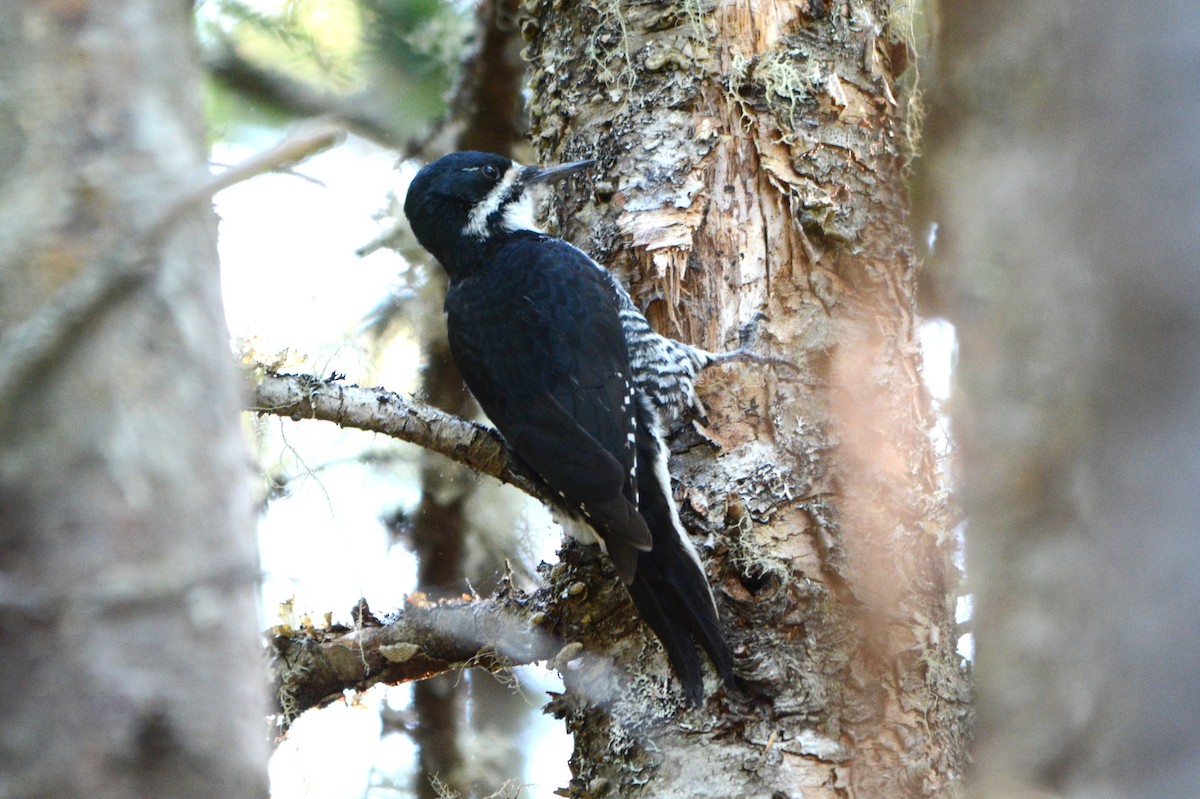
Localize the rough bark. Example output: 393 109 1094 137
923 2 1200 796
0 2 266 797
520 1 968 796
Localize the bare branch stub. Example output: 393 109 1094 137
270 588 560 724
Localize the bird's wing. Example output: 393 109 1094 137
445 236 651 571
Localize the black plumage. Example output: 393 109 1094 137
403 151 734 703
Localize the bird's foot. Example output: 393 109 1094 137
707 313 799 372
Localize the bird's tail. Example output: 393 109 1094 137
625 408 735 704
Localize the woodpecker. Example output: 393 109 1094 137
403 150 743 703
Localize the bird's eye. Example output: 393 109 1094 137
482 164 500 180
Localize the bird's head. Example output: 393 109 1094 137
403 151 593 269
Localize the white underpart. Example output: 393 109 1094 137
463 163 522 238
616 371 639 504
560 513 604 549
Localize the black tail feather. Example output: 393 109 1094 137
625 413 735 703
625 537 735 703
626 574 708 704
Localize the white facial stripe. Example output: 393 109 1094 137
500 192 542 234
464 163 522 238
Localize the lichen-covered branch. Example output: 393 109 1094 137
270 589 560 725
248 370 565 510
251 369 629 731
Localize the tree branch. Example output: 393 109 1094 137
249 371 624 728
270 588 561 725
201 126 344 208
248 370 566 512
250 372 617 727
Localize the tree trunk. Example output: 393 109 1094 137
923 2 1200 796
522 1 968 796
0 2 266 797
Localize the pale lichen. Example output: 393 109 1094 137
584 0 635 90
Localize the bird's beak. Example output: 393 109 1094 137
522 159 595 185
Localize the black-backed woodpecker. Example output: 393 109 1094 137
404 151 752 704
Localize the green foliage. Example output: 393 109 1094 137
355 0 470 126
199 0 360 85
357 0 467 81
196 0 469 143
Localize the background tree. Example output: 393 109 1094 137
393 2 528 796
922 1 1200 795
0 1 267 796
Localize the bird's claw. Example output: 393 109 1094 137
713 313 799 373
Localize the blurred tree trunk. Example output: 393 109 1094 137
408 1 528 796
923 2 1200 796
523 1 968 796
0 2 266 798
